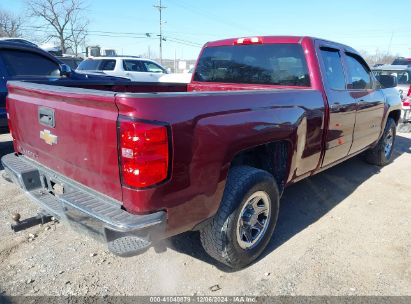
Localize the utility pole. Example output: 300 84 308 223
154 0 166 64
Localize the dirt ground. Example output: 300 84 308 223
0 131 410 296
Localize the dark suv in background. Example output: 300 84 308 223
392 57 411 67
0 40 128 133
55 56 84 69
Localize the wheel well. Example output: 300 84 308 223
388 110 401 125
230 141 290 193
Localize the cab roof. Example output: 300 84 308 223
204 36 359 55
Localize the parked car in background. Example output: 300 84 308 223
55 56 83 69
76 57 168 82
159 67 193 83
372 64 411 122
392 57 411 67
0 40 129 133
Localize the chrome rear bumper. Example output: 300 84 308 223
1 153 166 256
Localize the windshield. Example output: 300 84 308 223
373 70 411 85
194 43 310 86
77 59 116 71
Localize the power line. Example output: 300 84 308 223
19 25 203 49
169 0 255 35
19 25 154 37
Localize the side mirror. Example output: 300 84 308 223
166 68 171 74
60 64 72 77
375 74 398 88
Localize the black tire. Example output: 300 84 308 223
200 166 279 269
365 118 396 166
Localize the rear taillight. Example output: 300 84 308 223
403 86 411 108
119 118 170 188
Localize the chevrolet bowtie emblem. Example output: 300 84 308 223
40 129 58 145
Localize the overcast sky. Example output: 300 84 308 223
5 0 411 60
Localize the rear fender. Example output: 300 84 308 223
191 106 306 207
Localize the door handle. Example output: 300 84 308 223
38 107 55 128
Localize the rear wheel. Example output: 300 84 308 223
200 166 279 269
365 118 396 166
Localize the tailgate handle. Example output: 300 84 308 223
38 107 55 128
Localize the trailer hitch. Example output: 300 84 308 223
11 212 54 232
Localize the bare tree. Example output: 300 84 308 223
27 0 88 54
360 49 398 67
68 11 88 56
0 9 23 37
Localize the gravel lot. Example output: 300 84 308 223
0 131 410 296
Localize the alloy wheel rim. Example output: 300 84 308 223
236 191 271 250
384 128 394 158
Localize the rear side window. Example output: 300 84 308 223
77 59 100 70
194 44 310 86
345 53 372 90
320 48 346 90
123 60 145 72
0 49 60 77
77 59 116 71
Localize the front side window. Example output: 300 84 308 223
345 53 372 90
0 50 60 77
194 43 310 86
123 60 145 72
143 61 165 73
320 48 346 90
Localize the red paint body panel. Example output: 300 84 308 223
5 36 401 238
115 89 324 235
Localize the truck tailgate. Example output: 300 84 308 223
6 81 122 201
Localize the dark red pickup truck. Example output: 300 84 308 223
1 36 401 269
